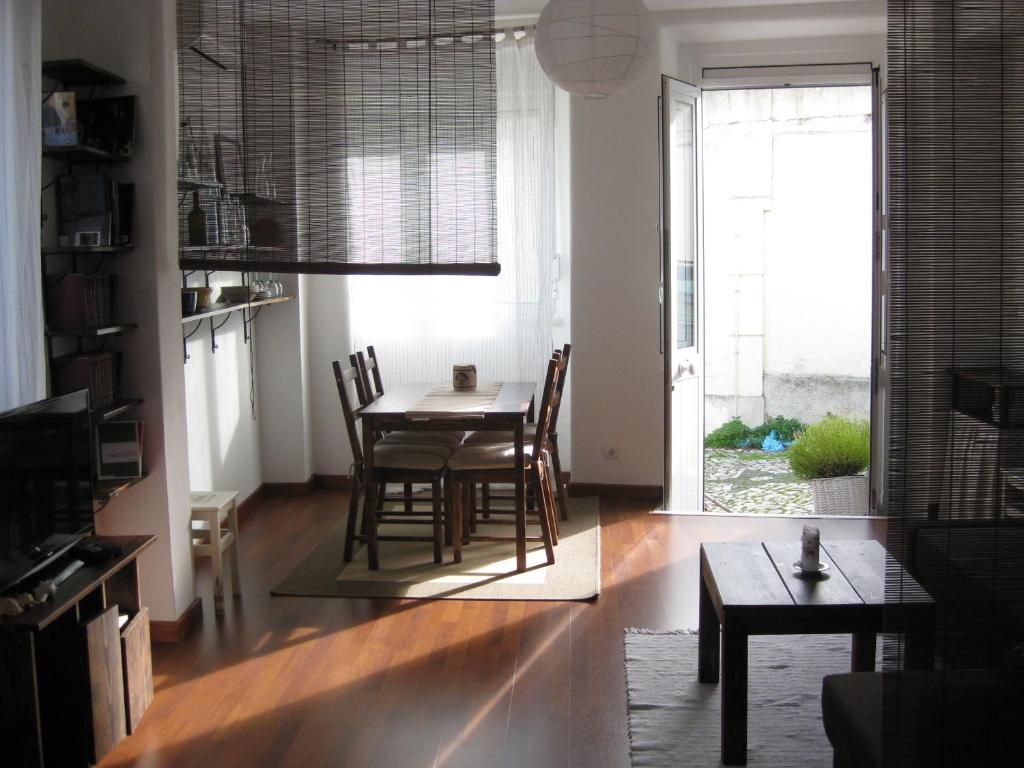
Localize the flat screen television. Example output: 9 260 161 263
0 390 94 593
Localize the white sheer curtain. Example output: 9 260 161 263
0 0 45 411
349 32 555 397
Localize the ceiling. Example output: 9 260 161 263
495 0 872 16
496 1 885 45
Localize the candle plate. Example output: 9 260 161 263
792 561 830 577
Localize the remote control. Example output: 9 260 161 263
54 559 85 587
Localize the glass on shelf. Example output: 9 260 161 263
179 118 202 181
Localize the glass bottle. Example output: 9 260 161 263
187 191 207 247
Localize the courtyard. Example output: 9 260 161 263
704 448 814 515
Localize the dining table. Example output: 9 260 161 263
359 381 537 572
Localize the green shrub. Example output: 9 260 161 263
787 415 870 480
749 415 805 444
705 418 751 448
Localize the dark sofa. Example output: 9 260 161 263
821 520 1024 767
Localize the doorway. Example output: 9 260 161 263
663 77 880 516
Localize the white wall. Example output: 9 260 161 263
564 5 883 487
255 274 314 484
183 277 263 501
306 275 354 478
569 59 666 487
702 86 873 432
42 0 196 623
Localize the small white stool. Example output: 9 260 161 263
190 491 241 614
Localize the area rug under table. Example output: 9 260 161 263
272 496 599 601
625 630 856 767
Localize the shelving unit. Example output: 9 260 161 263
42 57 145 504
182 295 292 324
94 398 145 422
46 323 138 338
42 144 125 165
42 58 125 87
950 367 1024 520
178 178 223 192
95 474 150 504
42 244 133 256
180 245 283 256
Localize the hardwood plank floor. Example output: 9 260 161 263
100 491 885 768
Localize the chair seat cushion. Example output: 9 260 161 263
464 424 538 444
448 442 536 471
373 443 449 472
383 430 465 449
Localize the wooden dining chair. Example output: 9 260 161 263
353 349 466 449
351 349 464 517
366 345 385 398
332 360 451 570
446 357 561 568
467 344 573 521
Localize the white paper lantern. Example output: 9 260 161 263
535 0 655 100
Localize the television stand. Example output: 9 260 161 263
0 535 155 768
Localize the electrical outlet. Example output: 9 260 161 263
602 447 618 461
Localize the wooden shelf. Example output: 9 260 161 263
93 398 143 422
46 323 137 338
231 193 291 206
95 474 148 503
182 295 293 324
42 59 125 87
178 178 223 191
43 144 126 165
42 244 133 256
181 245 283 255
179 247 287 273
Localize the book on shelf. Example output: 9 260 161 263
95 420 143 481
53 353 117 411
47 273 115 330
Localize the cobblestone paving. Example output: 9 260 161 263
703 448 814 515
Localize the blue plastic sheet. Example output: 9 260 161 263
761 430 788 452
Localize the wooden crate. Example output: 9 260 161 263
83 606 126 763
120 608 153 734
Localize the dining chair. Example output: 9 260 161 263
466 344 573 521
365 345 385 399
353 348 465 515
354 350 466 450
446 357 561 568
332 360 451 569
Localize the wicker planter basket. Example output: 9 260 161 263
809 474 869 516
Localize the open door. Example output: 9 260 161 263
661 76 703 512
869 68 888 514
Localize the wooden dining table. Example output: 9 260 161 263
359 381 536 572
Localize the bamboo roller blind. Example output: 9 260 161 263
177 0 498 275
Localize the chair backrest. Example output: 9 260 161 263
532 357 561 458
548 343 571 434
366 346 385 397
332 360 364 467
352 351 376 405
351 352 388 440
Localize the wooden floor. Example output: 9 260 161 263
101 491 885 768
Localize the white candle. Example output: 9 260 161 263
801 526 821 572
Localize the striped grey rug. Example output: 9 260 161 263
625 630 854 767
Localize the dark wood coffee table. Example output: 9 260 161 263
698 540 935 766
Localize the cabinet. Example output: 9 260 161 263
0 536 155 768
